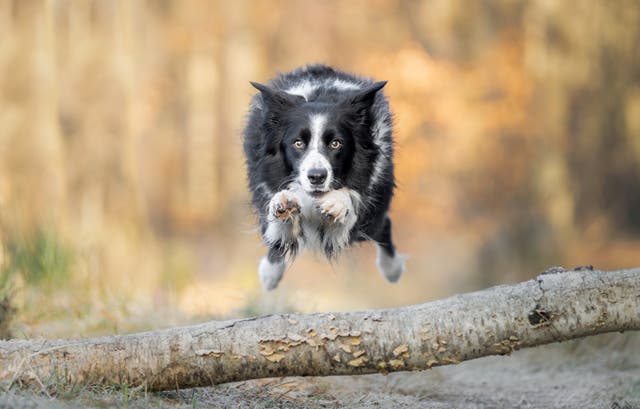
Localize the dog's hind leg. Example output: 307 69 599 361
259 246 288 291
373 216 405 283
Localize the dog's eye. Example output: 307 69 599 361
293 139 305 149
329 139 343 150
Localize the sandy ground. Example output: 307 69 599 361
2 333 639 408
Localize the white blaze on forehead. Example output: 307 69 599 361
299 113 332 192
309 114 328 150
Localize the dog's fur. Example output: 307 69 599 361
243 65 405 290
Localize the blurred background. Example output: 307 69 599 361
1 0 639 339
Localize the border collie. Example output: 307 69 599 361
243 65 405 290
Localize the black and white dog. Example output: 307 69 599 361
243 65 405 290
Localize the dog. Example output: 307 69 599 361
243 64 405 290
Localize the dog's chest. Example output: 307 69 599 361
299 197 351 254
298 195 326 251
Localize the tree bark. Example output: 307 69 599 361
1 267 639 392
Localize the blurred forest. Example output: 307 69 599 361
1 0 640 339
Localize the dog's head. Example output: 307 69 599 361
251 80 386 195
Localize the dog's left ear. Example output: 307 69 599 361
341 81 386 123
351 81 387 105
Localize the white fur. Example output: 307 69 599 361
368 117 392 190
264 190 302 247
299 114 332 193
285 185 360 255
318 191 352 224
286 79 362 100
288 185 324 252
332 79 361 91
259 256 286 290
317 189 359 252
285 82 317 101
309 114 327 150
376 244 405 283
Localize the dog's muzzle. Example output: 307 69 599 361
307 168 327 186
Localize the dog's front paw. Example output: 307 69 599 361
269 190 301 222
318 189 354 225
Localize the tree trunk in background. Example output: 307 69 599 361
1 267 638 392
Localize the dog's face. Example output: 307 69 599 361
252 81 386 196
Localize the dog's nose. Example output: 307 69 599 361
307 168 327 186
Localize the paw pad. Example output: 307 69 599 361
272 192 300 221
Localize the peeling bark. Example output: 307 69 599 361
1 267 639 392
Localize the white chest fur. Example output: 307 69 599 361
293 187 359 255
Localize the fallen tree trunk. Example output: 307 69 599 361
1 267 639 391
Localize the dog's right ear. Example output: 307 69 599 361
250 82 304 110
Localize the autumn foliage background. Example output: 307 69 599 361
1 0 639 338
